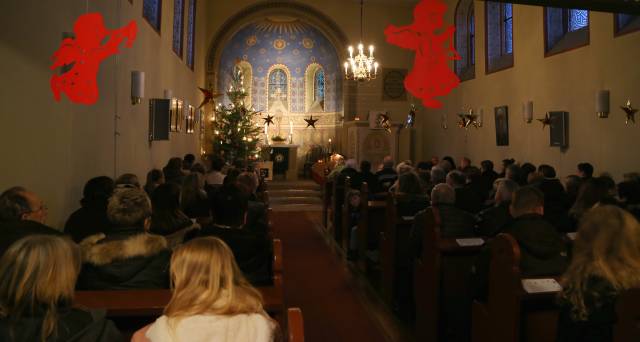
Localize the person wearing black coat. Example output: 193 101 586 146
185 184 272 286
77 188 170 290
0 186 62 257
471 187 568 301
353 160 378 194
64 176 114 243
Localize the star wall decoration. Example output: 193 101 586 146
405 104 416 128
263 114 275 126
197 87 223 109
378 113 392 132
305 115 319 129
464 109 480 129
537 113 553 129
621 100 638 125
457 114 469 128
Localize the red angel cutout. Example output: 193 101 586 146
385 0 460 108
50 13 137 105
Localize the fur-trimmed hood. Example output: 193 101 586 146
80 232 168 266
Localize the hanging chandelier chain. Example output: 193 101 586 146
360 0 364 42
344 0 379 82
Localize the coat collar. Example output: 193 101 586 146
79 232 168 266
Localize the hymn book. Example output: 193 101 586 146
521 278 562 294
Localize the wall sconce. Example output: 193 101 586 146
131 70 145 105
163 89 173 100
523 101 533 123
596 90 610 118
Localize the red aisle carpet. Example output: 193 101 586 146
272 211 387 342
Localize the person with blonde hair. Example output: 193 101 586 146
0 235 122 341
132 237 276 341
557 205 640 342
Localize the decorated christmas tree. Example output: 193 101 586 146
211 66 262 162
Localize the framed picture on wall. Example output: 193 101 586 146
169 98 178 132
382 68 408 101
186 105 195 134
494 106 509 146
175 99 184 132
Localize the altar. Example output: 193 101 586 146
269 144 299 181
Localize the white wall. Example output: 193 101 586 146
0 0 208 227
421 1 640 180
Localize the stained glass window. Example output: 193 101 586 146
569 9 589 32
616 14 640 34
143 0 161 32
469 11 475 66
172 0 184 56
454 0 474 80
503 3 513 54
186 0 196 69
314 69 325 110
268 69 288 112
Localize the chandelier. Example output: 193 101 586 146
344 0 379 82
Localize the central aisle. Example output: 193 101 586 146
272 210 389 342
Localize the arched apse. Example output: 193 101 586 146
216 19 341 114
206 1 350 161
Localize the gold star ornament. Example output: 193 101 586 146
621 100 638 125
537 113 553 129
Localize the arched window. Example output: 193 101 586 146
455 0 475 81
142 0 161 33
314 69 325 110
267 66 289 113
304 63 325 112
485 2 513 74
236 61 253 108
615 14 640 37
172 0 184 57
545 7 589 56
186 0 196 69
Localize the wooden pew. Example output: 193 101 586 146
287 307 305 342
414 207 485 342
356 182 386 273
75 238 285 329
615 288 640 342
323 179 333 230
331 176 346 244
340 177 353 252
471 233 560 342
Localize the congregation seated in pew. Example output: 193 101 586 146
77 187 172 290
411 183 476 257
132 237 276 342
0 186 63 257
185 183 272 286
471 186 568 301
557 205 640 342
64 176 114 243
475 179 518 237
149 183 194 236
0 235 122 341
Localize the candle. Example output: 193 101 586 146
348 46 353 58
328 138 332 154
358 43 364 53
369 45 374 57
289 120 293 134
344 62 349 75
374 62 379 75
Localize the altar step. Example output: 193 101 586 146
267 180 323 212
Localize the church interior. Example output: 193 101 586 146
1 0 639 341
